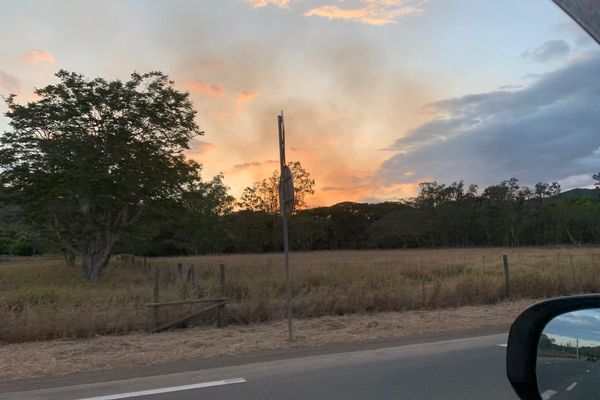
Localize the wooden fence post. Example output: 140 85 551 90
569 255 576 290
420 263 426 308
187 266 197 289
503 254 511 299
217 263 226 327
153 265 160 331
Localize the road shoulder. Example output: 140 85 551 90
0 299 535 391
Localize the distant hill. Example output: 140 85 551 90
559 188 598 198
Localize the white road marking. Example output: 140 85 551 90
566 382 577 391
497 344 507 347
541 389 557 399
77 378 246 400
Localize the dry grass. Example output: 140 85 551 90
1 247 600 343
0 299 533 381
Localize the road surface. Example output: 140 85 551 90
538 357 600 400
0 333 519 400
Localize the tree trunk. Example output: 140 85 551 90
81 238 115 281
64 249 77 268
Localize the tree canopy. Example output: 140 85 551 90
0 70 204 280
238 161 315 214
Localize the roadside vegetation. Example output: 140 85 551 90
2 247 600 343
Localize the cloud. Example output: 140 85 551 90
545 310 600 344
246 0 290 8
553 21 596 48
192 140 218 155
522 40 570 63
208 90 260 123
498 84 523 90
228 159 278 173
0 71 21 93
304 0 428 26
232 161 262 170
21 49 56 65
235 90 259 113
236 90 259 103
377 54 600 190
182 80 224 97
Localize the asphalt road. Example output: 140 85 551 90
538 357 600 400
0 333 518 400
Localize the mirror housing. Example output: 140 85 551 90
506 295 600 400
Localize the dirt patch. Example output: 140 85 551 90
0 299 535 381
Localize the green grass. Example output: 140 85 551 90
1 247 600 343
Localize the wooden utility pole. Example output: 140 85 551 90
278 111 294 342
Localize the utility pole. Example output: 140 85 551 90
278 111 294 342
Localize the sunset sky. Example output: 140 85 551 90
1 0 599 206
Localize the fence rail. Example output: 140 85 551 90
146 263 228 333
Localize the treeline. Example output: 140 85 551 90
539 333 600 358
4 177 600 256
2 70 600 270
205 179 600 253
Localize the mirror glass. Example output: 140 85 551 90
537 309 600 399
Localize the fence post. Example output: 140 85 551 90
482 256 486 274
187 266 196 289
177 263 183 280
217 263 227 327
569 255 576 290
420 263 426 308
153 265 160 331
503 254 511 299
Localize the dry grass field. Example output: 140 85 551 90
1 246 600 343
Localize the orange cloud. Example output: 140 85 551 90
21 49 55 65
235 91 260 114
186 140 218 160
183 80 224 97
304 1 427 26
246 0 290 8
236 91 259 103
209 92 259 123
196 141 218 154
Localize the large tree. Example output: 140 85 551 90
237 161 315 251
238 161 315 214
0 70 203 280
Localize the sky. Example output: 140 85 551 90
1 0 599 206
545 309 600 347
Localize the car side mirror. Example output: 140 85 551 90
506 295 600 400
